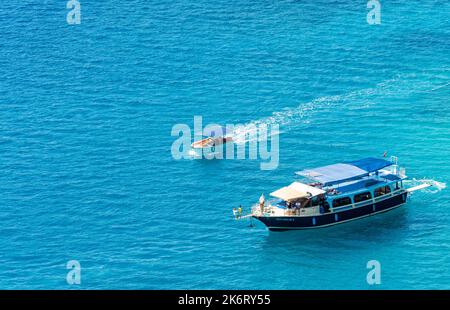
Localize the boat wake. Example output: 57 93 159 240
404 178 447 194
188 149 201 158
231 72 448 144
231 125 281 145
189 72 449 158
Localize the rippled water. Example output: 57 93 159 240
0 1 449 289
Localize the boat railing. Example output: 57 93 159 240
353 200 370 208
373 188 404 202
330 204 353 213
330 188 406 213
253 203 323 217
252 203 280 216
390 155 398 165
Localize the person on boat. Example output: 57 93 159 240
232 208 238 219
259 194 265 214
323 201 330 213
286 201 295 215
237 206 243 219
319 205 325 214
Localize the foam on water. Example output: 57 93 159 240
242 74 439 131
232 72 447 146
405 178 447 194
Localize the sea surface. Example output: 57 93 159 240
0 1 449 289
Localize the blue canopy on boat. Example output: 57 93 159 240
345 157 393 173
296 157 393 186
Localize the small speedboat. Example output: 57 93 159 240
247 156 432 231
191 126 233 150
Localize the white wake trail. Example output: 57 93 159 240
404 178 447 194
231 72 448 145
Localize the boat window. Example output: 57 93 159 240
354 191 372 203
323 201 330 213
311 196 320 206
332 197 352 208
374 185 392 197
395 182 400 190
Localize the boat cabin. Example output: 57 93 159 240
269 182 326 216
324 174 404 213
259 157 407 217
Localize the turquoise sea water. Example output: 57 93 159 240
0 1 449 289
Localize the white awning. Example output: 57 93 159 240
270 182 325 201
270 186 308 201
288 182 325 197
